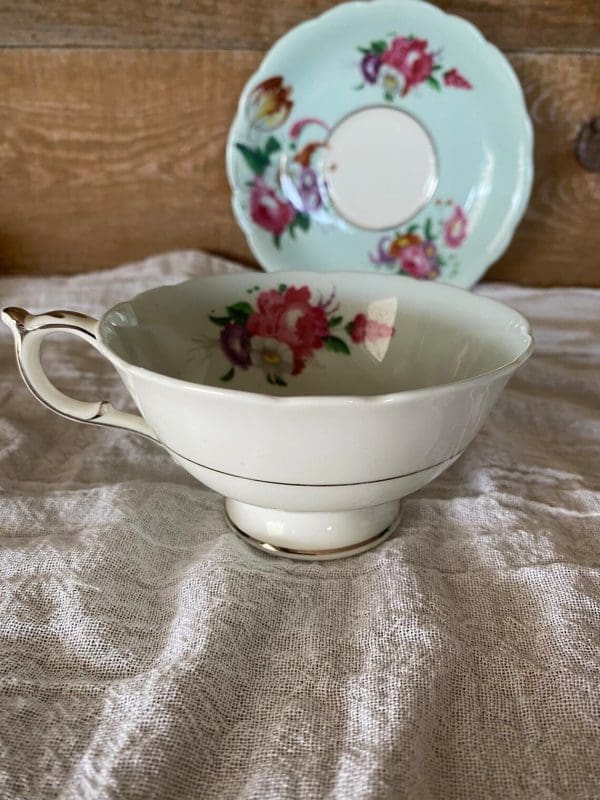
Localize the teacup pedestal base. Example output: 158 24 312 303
225 498 400 560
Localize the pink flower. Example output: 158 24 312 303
443 68 473 90
247 286 329 375
381 37 435 95
443 206 468 248
370 232 440 279
398 242 440 280
247 76 293 131
249 178 295 236
348 313 395 344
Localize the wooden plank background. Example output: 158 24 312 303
0 1 598 284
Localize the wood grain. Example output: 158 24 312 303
0 49 598 284
0 0 598 53
0 50 260 274
488 52 600 285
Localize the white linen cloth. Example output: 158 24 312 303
0 251 598 800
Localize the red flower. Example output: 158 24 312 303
443 68 472 90
349 313 395 344
249 178 295 236
247 286 329 375
349 313 368 344
381 37 435 95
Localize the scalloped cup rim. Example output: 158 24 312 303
97 271 533 405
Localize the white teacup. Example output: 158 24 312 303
2 272 532 559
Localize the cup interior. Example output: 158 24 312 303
98 272 531 396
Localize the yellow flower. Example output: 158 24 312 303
390 232 422 257
247 76 293 131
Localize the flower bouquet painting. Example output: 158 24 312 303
357 33 472 100
202 283 394 386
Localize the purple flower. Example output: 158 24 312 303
297 167 322 212
220 323 251 369
369 236 397 265
361 53 382 84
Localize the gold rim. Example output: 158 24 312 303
226 512 396 558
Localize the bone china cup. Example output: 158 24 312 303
2 272 532 559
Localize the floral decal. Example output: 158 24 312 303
207 284 394 386
356 35 473 100
236 77 332 247
247 76 293 131
371 203 468 280
234 77 470 282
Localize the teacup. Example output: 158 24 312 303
2 272 532 559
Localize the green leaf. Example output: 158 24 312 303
426 75 441 91
323 335 351 355
407 224 420 234
328 315 343 329
384 91 394 102
288 223 296 239
220 367 235 382
354 82 366 90
358 46 371 54
273 234 281 249
264 136 281 156
236 142 270 175
370 40 388 54
294 212 311 232
432 64 442 71
273 375 287 387
424 218 435 241
209 314 231 326
277 283 288 294
226 301 253 325
266 374 275 385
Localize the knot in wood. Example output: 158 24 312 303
575 116 600 172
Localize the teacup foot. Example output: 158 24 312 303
225 498 400 560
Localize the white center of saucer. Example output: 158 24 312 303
323 106 438 230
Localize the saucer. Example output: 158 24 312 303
226 0 533 289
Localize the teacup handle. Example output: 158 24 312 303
2 307 157 440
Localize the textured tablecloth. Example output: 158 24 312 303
0 251 599 800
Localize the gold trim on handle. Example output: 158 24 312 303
2 306 157 441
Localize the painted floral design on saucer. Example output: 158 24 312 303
226 0 533 289
356 32 473 99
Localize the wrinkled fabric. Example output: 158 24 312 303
0 251 598 800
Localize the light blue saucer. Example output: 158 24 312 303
226 0 533 289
